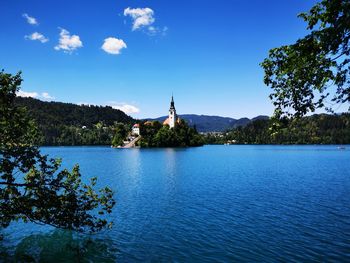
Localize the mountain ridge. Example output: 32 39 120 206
146 114 269 132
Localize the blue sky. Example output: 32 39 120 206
1 0 318 118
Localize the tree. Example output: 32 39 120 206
111 123 129 147
139 119 204 147
261 0 350 119
0 70 115 233
217 113 350 145
13 96 134 146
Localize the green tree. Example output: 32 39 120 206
139 119 204 147
13 95 134 146
0 71 115 232
261 0 350 119
218 113 350 145
111 123 128 147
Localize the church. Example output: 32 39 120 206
163 95 181 128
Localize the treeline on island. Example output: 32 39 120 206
112 120 204 147
205 113 350 145
139 120 203 147
15 97 134 145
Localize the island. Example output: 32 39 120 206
112 96 204 148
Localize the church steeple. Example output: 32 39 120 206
162 94 179 128
168 94 177 128
170 94 175 110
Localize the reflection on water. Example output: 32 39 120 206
165 148 177 173
0 230 117 262
164 148 178 192
123 148 141 191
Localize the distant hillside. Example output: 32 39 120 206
15 97 134 127
146 114 269 132
221 113 350 145
15 97 134 146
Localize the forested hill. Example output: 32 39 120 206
14 97 134 146
215 113 350 145
15 97 134 127
147 114 269 132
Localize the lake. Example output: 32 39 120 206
1 145 350 262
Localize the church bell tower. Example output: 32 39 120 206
168 95 177 128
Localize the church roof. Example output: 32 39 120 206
163 118 170 126
163 116 181 126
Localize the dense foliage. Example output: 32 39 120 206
15 97 134 145
37 122 123 146
0 71 115 232
111 123 130 147
206 113 350 145
261 0 350 119
138 120 204 147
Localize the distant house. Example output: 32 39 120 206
132 123 140 136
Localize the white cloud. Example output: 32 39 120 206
124 7 155 31
41 92 54 100
107 101 140 114
147 26 168 36
16 90 54 100
76 102 140 114
111 103 140 114
54 28 83 53
162 26 168 35
148 26 156 33
101 37 127 55
25 32 49 43
23 13 38 25
17 90 38 98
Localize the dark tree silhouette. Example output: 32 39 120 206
0 71 115 232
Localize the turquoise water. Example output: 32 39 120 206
2 145 350 262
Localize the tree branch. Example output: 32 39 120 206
331 51 347 62
0 181 69 190
0 182 32 187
